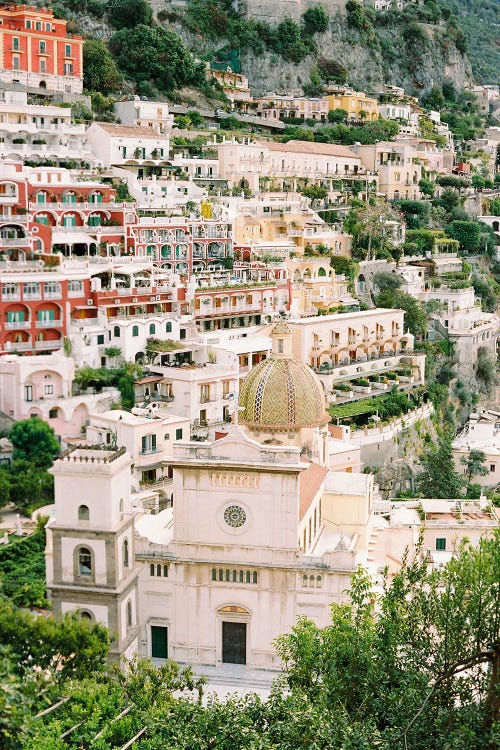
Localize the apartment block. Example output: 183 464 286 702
0 4 83 93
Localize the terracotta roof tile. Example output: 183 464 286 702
299 461 328 520
93 122 168 140
264 140 359 159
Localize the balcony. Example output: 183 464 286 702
1 293 21 301
0 236 29 246
0 214 28 223
34 339 62 350
5 320 30 329
4 341 32 351
23 293 42 301
43 291 62 300
36 319 62 328
139 477 173 490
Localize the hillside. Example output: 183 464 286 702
436 0 500 84
174 0 473 96
46 0 497 103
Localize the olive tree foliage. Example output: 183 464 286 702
10 537 500 749
275 534 500 749
109 25 200 94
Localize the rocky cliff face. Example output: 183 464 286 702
239 14 472 97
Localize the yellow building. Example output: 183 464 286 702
325 87 379 121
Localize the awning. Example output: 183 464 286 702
52 231 96 245
421 499 454 514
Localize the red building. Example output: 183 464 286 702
0 4 83 93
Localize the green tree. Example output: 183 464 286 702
0 601 110 682
445 220 482 251
327 107 347 123
6 460 54 513
416 431 464 498
272 18 315 63
0 647 32 750
488 197 500 216
395 199 430 229
434 188 460 215
9 418 59 469
186 110 204 128
276 533 500 748
106 0 152 29
436 175 470 191
109 25 199 93
376 290 427 338
300 184 328 203
419 177 435 197
302 6 329 34
460 449 489 488
373 270 403 294
83 39 121 94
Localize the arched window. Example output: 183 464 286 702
79 610 93 621
252 571 258 584
232 569 237 582
156 564 162 577
149 324 156 335
78 547 92 576
225 569 230 581
123 538 129 568
309 575 315 587
316 575 322 588
114 326 120 337
218 568 223 581
150 563 155 576
132 325 139 337
166 321 172 333
78 505 89 521
127 600 132 628
119 498 124 516
163 565 168 577
212 568 217 581
303 574 308 587
239 570 244 583
245 571 251 583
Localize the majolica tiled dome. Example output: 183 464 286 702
239 323 327 432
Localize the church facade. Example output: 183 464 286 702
46 323 372 668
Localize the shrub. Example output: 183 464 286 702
302 6 329 34
106 0 152 29
109 25 199 93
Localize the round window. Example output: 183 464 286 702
223 505 247 528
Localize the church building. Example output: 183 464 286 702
46 323 374 668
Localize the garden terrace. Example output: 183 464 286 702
328 387 428 428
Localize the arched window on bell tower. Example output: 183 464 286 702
78 504 89 521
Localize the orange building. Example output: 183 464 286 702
0 4 83 93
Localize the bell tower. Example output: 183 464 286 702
46 445 139 662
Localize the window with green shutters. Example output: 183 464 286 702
436 538 446 551
7 310 25 322
37 309 55 322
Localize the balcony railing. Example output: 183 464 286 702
0 236 29 246
36 319 62 328
1 293 21 301
5 320 30 329
34 339 62 350
5 341 32 351
139 477 173 490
